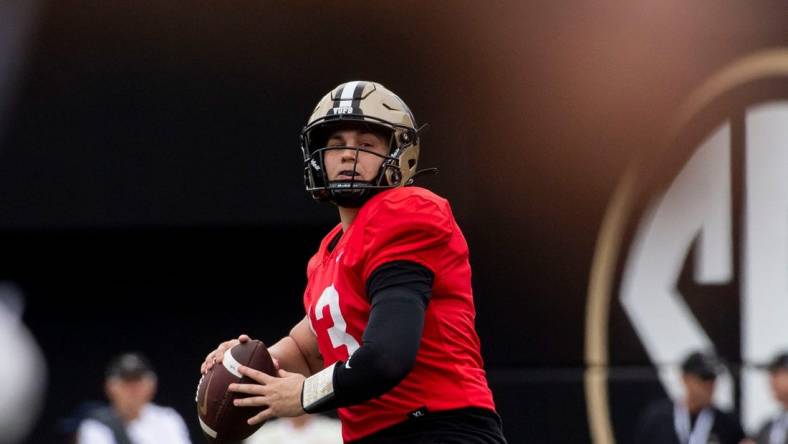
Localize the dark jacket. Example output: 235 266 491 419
634 399 745 444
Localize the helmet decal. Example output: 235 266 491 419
328 81 369 116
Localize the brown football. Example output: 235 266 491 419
196 340 277 443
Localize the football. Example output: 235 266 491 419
196 340 277 442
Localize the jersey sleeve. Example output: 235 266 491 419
360 191 453 283
306 251 321 278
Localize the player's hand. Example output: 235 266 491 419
200 334 251 374
228 366 306 424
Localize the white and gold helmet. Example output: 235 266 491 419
299 81 425 207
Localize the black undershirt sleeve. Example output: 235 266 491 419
303 261 434 412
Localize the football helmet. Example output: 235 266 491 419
300 81 423 207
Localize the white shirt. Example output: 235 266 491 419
77 403 191 444
243 416 342 444
769 411 788 444
674 402 715 444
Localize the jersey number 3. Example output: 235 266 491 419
315 284 360 356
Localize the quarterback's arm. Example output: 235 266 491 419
302 260 433 412
269 316 323 377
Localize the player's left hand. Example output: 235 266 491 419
228 366 306 424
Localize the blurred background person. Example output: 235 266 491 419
243 414 342 444
0 283 46 444
750 351 788 444
634 351 745 444
76 352 191 444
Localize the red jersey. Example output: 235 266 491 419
303 186 496 442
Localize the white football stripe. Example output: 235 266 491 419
195 374 204 402
222 347 242 378
198 417 217 438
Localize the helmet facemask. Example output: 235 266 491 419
301 121 418 208
299 81 423 207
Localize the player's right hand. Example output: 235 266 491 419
200 334 250 374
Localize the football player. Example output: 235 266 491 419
201 81 506 443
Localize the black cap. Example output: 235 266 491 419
681 351 723 380
767 352 788 372
105 353 155 380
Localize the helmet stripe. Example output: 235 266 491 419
331 84 347 109
351 81 366 114
338 80 359 108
